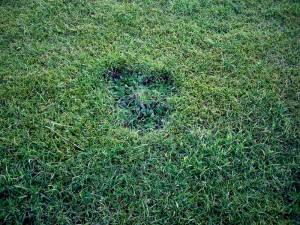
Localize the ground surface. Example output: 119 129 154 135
0 0 299 224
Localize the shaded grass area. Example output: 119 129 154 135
107 68 176 131
0 0 299 224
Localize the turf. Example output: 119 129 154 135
0 0 299 224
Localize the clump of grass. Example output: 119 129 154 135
107 69 176 131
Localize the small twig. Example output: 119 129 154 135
45 126 84 151
44 119 72 128
50 120 72 128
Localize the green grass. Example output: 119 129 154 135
0 0 299 224
107 68 176 131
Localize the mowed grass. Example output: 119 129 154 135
0 0 299 224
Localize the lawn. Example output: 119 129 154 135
0 0 299 224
